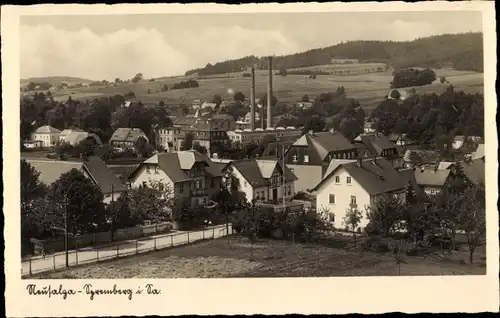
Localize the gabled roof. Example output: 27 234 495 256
291 131 356 161
262 141 294 158
322 159 357 179
462 159 485 185
353 133 396 156
131 150 222 183
414 169 451 187
471 144 485 161
26 157 126 194
84 157 128 194
230 159 297 188
312 158 407 195
110 128 148 143
62 130 102 145
34 125 61 134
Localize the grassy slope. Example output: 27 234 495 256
35 236 486 279
20 76 95 86
48 68 483 113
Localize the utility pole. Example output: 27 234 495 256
282 144 286 213
110 184 115 241
64 195 69 268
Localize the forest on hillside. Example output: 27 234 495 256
185 33 483 76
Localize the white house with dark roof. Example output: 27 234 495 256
26 157 127 204
413 168 452 196
30 125 61 147
127 150 222 208
279 130 359 193
452 135 483 150
311 158 409 231
225 158 298 203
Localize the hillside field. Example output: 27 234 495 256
35 236 485 279
39 66 483 112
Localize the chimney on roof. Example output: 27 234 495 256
267 56 273 129
250 66 256 131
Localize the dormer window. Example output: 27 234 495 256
304 155 309 163
293 155 298 163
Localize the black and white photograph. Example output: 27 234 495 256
3 2 498 316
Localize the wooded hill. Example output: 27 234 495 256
185 32 483 76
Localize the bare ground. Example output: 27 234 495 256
34 236 486 279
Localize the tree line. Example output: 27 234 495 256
183 33 483 76
369 85 484 154
20 93 173 150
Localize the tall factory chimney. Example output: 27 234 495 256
266 56 273 129
250 66 256 131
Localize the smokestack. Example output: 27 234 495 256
250 66 256 131
267 56 273 129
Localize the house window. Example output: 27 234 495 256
430 189 435 194
347 177 352 184
329 194 335 204
304 155 309 163
154 166 159 174
196 180 201 189
293 155 298 163
146 165 151 174
142 181 147 188
244 181 248 187
335 176 340 184
351 195 357 205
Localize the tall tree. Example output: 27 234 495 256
182 132 194 150
50 169 106 235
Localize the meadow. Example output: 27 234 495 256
39 65 483 113
35 236 486 279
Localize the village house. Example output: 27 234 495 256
353 133 404 169
26 156 127 204
109 128 149 148
30 125 61 147
224 158 298 204
295 101 314 110
413 167 452 196
276 130 359 193
127 150 223 209
235 111 261 130
452 135 483 150
59 128 102 146
387 133 412 146
311 157 409 231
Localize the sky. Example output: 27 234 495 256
20 11 483 81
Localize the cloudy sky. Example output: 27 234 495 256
20 11 482 81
